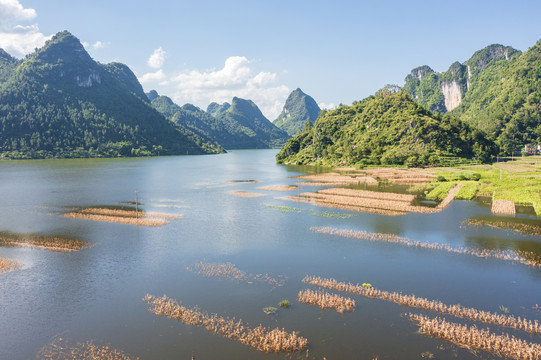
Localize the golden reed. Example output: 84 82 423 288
0 232 90 252
310 226 541 268
39 338 139 360
491 199 517 215
143 294 308 353
298 289 355 314
0 257 21 273
186 262 287 287
408 313 541 360
303 276 541 337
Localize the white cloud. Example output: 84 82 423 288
319 102 337 110
82 40 110 50
139 69 166 84
170 56 289 119
147 47 166 68
0 0 50 58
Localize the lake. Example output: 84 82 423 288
1 149 540 360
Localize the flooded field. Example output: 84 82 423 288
0 150 540 360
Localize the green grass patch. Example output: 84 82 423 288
455 182 481 200
279 300 291 308
310 210 356 219
426 182 457 201
264 205 301 213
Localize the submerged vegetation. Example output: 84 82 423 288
466 216 541 236
407 313 541 360
186 261 287 287
38 338 140 360
143 294 308 353
311 227 541 267
298 289 356 314
61 206 178 227
303 276 541 337
0 230 90 252
0 257 22 273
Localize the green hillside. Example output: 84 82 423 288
277 86 497 167
0 31 215 159
405 41 541 154
211 97 290 149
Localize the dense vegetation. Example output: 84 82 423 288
0 31 216 159
405 41 541 155
276 86 497 167
273 88 321 136
151 94 289 149
150 95 224 151
209 97 289 149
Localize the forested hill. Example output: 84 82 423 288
276 86 497 167
273 88 321 136
208 97 289 149
405 40 541 154
0 31 216 159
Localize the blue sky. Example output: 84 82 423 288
1 0 540 119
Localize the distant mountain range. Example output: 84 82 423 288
149 93 290 150
1 30 538 162
273 88 321 136
0 31 219 159
405 40 541 153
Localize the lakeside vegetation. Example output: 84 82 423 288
0 230 90 252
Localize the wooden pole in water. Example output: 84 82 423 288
135 190 139 219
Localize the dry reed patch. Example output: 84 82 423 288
303 275 541 337
465 217 541 236
229 191 266 198
492 200 516 215
318 188 415 202
310 226 541 267
364 168 435 184
143 294 308 353
298 289 355 314
285 184 462 215
39 338 139 360
258 185 300 192
280 195 406 216
62 212 167 227
0 257 22 273
407 313 541 360
294 172 378 186
186 262 286 287
0 231 90 252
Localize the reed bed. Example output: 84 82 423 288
0 231 90 252
364 168 435 184
143 294 308 353
286 184 462 215
298 289 355 314
258 185 300 192
465 217 541 236
310 226 541 267
229 191 266 198
303 275 541 337
294 173 378 186
39 338 139 360
62 212 167 227
186 262 286 286
318 188 415 202
0 257 22 273
407 313 541 360
492 200 516 215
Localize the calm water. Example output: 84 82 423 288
0 150 540 360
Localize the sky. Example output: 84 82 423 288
0 0 540 120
